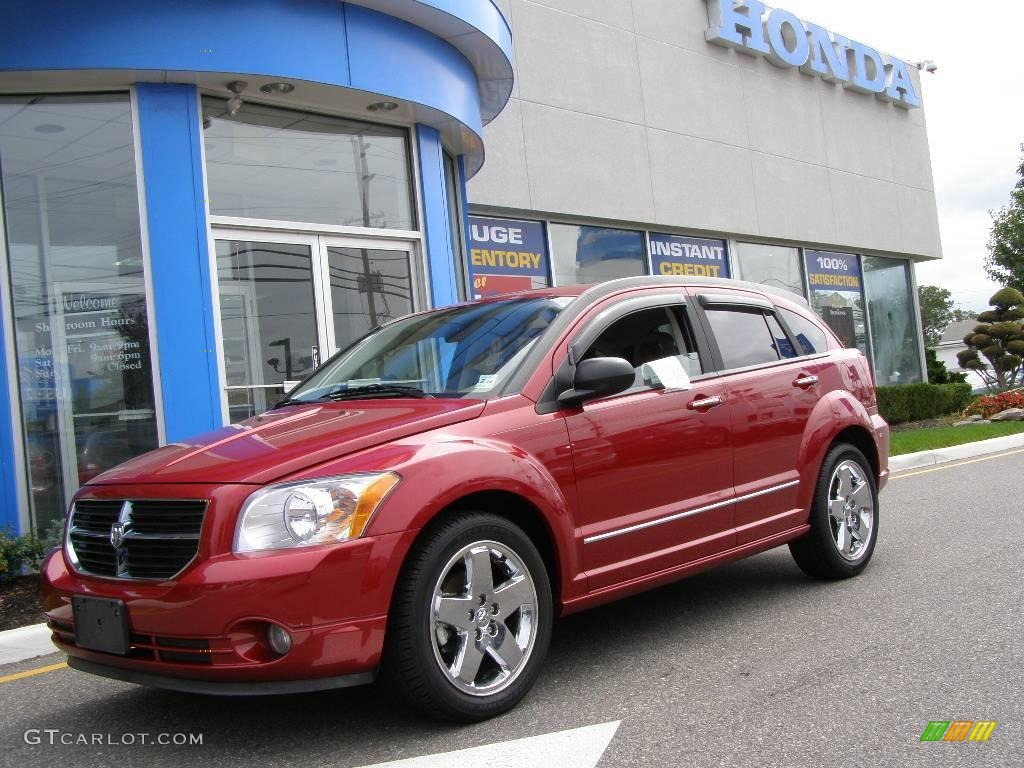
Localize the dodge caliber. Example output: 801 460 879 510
43 277 889 721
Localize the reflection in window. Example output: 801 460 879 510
864 256 924 385
0 94 158 534
202 98 414 229
732 243 806 297
705 309 782 369
216 240 318 422
549 224 647 285
779 308 829 356
327 247 414 352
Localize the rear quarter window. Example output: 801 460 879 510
705 308 781 369
779 308 830 356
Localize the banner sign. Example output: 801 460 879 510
804 250 863 291
468 217 549 278
648 234 730 279
804 250 866 352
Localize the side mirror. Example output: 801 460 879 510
558 357 636 408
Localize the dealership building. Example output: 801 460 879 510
0 0 941 537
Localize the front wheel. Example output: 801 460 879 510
382 513 552 722
789 444 879 580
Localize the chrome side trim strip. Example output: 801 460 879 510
583 480 800 544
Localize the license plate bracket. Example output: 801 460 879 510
72 596 130 656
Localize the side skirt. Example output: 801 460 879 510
561 523 811 616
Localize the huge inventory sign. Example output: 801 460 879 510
705 0 921 109
467 216 550 298
804 250 867 353
648 234 730 278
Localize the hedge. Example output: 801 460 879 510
875 382 974 425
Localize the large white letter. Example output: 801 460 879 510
764 8 810 68
880 58 922 109
845 40 886 94
801 23 850 83
706 0 770 55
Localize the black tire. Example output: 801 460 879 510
381 512 552 722
789 443 879 580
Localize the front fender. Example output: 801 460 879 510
298 436 582 606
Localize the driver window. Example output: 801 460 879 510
582 306 703 390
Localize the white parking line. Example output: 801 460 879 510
354 721 621 768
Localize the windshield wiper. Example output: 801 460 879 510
324 384 434 401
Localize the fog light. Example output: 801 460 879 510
267 624 292 656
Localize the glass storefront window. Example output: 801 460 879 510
863 256 924 385
732 242 806 297
804 250 869 357
0 94 158 535
549 224 647 285
202 98 414 230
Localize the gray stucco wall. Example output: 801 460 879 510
470 0 942 261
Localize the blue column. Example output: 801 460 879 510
415 124 459 308
0 304 23 533
135 84 222 442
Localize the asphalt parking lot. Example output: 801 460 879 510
1 450 1021 768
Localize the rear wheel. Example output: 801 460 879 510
789 444 878 580
382 513 552 722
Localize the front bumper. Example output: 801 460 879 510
42 528 419 686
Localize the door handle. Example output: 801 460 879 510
793 375 819 389
688 395 723 411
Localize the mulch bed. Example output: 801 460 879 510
0 575 45 632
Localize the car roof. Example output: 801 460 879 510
472 276 810 309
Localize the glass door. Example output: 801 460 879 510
213 230 419 423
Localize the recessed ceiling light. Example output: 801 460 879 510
367 101 399 112
34 124 64 134
260 82 295 95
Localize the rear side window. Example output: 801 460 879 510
779 308 829 356
705 309 781 369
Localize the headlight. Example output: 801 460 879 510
234 472 400 553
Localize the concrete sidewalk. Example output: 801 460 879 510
889 431 1024 473
0 622 54 666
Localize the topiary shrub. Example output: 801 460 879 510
875 382 974 425
958 288 1024 392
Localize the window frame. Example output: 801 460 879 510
690 291 808 376
536 293 715 413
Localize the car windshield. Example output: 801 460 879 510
284 296 573 402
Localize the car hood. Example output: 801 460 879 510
88 399 486 486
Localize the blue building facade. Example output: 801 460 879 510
0 0 513 535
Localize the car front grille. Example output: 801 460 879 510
68 499 207 580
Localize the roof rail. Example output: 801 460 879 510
575 276 810 308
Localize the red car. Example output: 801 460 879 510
42 277 888 721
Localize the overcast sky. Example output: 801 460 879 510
777 0 1024 311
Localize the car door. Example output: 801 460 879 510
692 291 820 545
552 293 735 590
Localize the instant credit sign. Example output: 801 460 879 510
648 234 730 279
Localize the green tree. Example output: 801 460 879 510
986 145 1024 291
957 287 1024 392
926 348 966 385
951 308 977 323
917 284 955 348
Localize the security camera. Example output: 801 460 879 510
914 60 938 74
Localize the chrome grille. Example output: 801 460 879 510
68 499 207 580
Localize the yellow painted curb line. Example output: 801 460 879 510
0 661 67 685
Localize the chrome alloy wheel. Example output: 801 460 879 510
430 540 538 696
828 460 875 561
